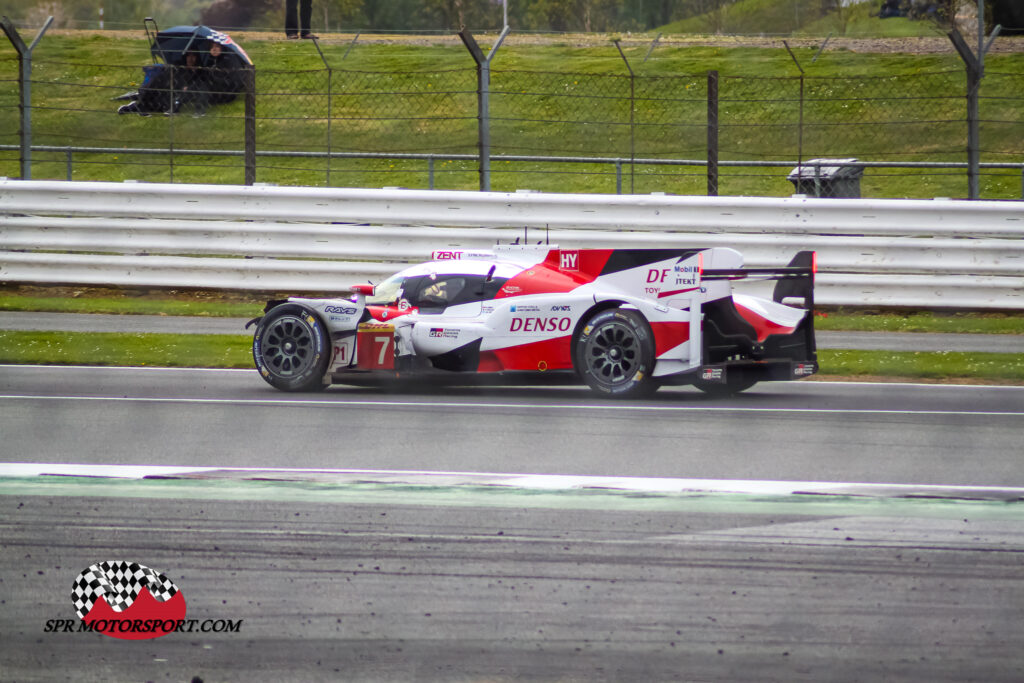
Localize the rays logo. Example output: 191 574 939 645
324 305 357 315
71 561 186 640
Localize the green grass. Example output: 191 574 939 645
2 32 1022 198
1 330 1019 383
0 331 252 368
4 291 1024 334
0 293 263 318
814 310 1024 335
820 350 1024 383
659 0 948 38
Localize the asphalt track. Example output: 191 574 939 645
3 366 1023 681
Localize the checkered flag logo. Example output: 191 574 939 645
71 561 179 620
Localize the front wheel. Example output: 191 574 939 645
253 304 330 392
575 309 658 398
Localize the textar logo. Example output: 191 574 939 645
70 561 186 640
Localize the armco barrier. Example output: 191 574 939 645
1 180 1022 309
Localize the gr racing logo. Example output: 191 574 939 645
70 561 187 640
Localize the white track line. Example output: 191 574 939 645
2 462 1022 500
2 364 1023 390
0 393 1019 417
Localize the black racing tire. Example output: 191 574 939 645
574 308 658 398
693 373 758 397
253 304 330 392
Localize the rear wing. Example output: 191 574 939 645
702 250 816 310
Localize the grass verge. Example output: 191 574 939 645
0 293 264 318
0 331 252 369
4 291 1024 335
1 331 1021 384
813 311 1024 335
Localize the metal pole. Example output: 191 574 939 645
707 70 719 196
949 28 981 199
613 40 635 194
1 15 54 180
326 69 332 186
458 27 509 192
783 41 805 195
244 66 257 185
428 156 435 190
168 66 175 182
481 59 492 191
798 74 804 185
342 32 360 60
311 39 332 187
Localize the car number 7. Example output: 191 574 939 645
375 336 391 365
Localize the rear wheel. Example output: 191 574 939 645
253 304 330 392
575 309 657 398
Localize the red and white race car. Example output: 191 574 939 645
251 245 817 397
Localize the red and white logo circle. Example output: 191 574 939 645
71 561 187 640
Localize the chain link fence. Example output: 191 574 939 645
2 34 1023 199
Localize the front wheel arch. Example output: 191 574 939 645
573 307 658 398
252 303 330 392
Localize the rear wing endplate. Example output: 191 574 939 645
702 250 816 309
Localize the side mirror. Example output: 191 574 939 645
350 283 374 305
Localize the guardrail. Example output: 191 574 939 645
6 145 1024 198
1 180 1022 309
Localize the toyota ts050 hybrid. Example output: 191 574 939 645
250 246 818 398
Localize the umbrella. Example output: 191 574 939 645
150 25 253 68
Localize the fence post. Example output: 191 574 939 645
168 66 175 182
311 38 332 187
613 40 635 194
783 42 805 194
707 70 718 196
459 27 509 192
949 24 1000 200
244 65 256 185
950 29 982 200
1 15 53 181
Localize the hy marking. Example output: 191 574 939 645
0 393 1019 417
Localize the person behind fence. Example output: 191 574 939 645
168 50 210 116
285 0 317 39
204 41 243 105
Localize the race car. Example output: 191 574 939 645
250 245 818 397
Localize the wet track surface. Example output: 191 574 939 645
3 365 1023 681
4 495 1024 682
1 365 1022 486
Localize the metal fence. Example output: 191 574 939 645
2 28 1024 199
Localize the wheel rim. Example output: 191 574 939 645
583 320 640 387
260 315 317 377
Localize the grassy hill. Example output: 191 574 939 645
658 0 946 38
1 30 1022 198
